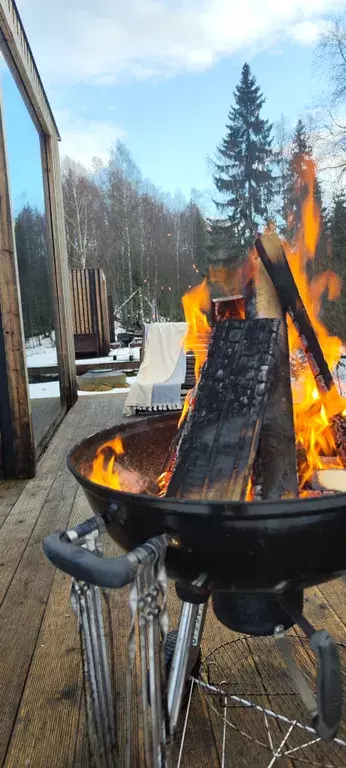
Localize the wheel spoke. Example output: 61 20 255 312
176 678 195 768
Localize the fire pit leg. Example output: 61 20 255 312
70 528 117 768
246 248 298 498
274 602 343 742
168 578 209 736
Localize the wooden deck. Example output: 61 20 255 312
31 398 64 458
1 394 346 767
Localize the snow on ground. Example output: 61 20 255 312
29 376 136 400
25 344 140 368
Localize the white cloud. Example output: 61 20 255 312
290 21 320 45
55 110 125 167
17 0 345 85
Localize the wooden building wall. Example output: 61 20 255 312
0 0 77 478
69 268 111 357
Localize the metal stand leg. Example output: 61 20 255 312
168 576 209 736
126 537 170 768
63 521 209 767
71 530 116 768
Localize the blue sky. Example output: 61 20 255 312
1 0 343 213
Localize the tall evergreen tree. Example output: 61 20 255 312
15 204 53 340
322 191 346 339
207 220 235 266
283 119 314 241
283 119 330 277
213 63 274 256
330 192 346 272
189 204 210 276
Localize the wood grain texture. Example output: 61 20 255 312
41 134 77 410
168 318 280 500
0 0 60 137
0 399 83 607
31 397 64 459
247 243 298 499
0 95 34 478
0 398 103 767
70 268 110 357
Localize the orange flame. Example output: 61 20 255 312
182 279 211 382
157 470 171 497
179 279 211 426
89 436 125 490
286 157 345 488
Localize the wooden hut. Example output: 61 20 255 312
69 268 111 358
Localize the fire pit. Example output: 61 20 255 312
42 164 346 765
43 408 346 765
67 412 346 594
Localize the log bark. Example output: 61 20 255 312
254 233 333 393
167 317 280 501
246 241 298 499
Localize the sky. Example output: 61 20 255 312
1 0 345 213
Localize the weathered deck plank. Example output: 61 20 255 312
0 399 85 607
31 397 64 459
0 480 27 530
0 398 102 766
3 397 137 768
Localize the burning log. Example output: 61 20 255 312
167 317 280 501
245 246 298 499
254 233 333 393
254 232 346 469
211 295 245 323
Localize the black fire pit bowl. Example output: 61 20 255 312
67 412 346 597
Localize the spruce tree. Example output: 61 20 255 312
322 192 346 339
213 62 274 256
330 192 346 273
283 119 314 241
15 204 52 340
283 119 329 274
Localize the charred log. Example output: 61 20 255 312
246 244 298 499
254 233 333 393
330 414 346 467
167 317 280 501
211 295 245 324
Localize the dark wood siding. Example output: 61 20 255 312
69 268 110 356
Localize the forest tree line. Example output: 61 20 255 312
15 14 346 340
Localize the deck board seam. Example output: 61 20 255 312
0 403 92 608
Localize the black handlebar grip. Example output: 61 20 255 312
42 530 138 588
310 630 343 740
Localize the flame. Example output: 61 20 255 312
157 471 171 497
286 157 345 488
182 279 211 382
179 279 212 427
89 435 125 490
88 435 151 493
